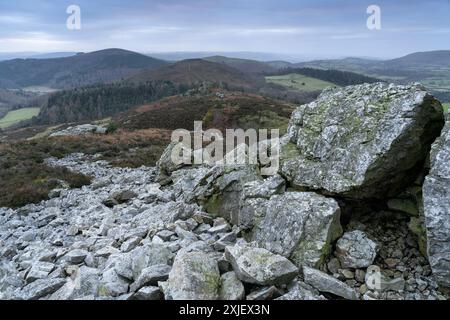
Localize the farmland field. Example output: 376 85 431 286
265 73 337 92
443 103 450 113
0 108 40 129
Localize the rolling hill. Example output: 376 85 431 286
297 51 450 76
203 56 276 74
384 51 450 69
296 51 450 99
128 59 263 90
0 48 167 90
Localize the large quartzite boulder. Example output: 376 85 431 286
423 115 450 290
281 83 444 199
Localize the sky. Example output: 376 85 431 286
0 0 449 59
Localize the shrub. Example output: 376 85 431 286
106 122 118 134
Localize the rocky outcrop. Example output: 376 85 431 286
49 124 107 137
250 192 342 268
1 82 449 301
423 117 450 290
281 83 444 199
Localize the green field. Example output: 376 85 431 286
422 78 450 92
0 108 40 129
265 74 337 92
444 103 450 113
23 86 58 94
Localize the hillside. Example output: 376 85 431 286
297 51 450 99
266 74 337 92
385 51 450 69
115 91 295 134
296 57 380 73
128 59 263 90
34 81 184 125
272 68 381 86
203 56 276 74
0 49 167 89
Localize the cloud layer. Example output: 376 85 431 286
0 0 449 58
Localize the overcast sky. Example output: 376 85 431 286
0 0 449 59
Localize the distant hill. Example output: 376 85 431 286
28 52 79 59
0 49 167 89
297 51 450 73
296 57 380 73
203 56 276 74
295 51 450 96
266 61 295 70
384 50 450 69
128 59 263 90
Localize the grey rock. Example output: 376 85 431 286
156 141 191 184
327 258 341 274
132 286 162 300
131 244 173 280
208 224 231 235
130 264 171 292
50 124 106 137
219 272 245 300
26 261 55 283
156 230 175 241
423 117 450 290
19 230 38 242
114 190 138 204
247 286 281 300
49 266 100 300
120 237 141 253
99 268 129 297
21 278 66 300
66 225 80 236
95 246 120 258
251 192 342 268
65 249 89 264
191 165 262 224
225 244 298 286
166 250 220 300
303 266 358 300
336 230 378 268
107 253 134 281
276 281 326 300
36 208 59 227
281 83 444 199
237 175 285 230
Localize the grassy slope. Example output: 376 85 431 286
443 103 449 113
265 74 337 92
115 92 295 135
129 59 260 90
0 128 171 208
0 107 40 128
